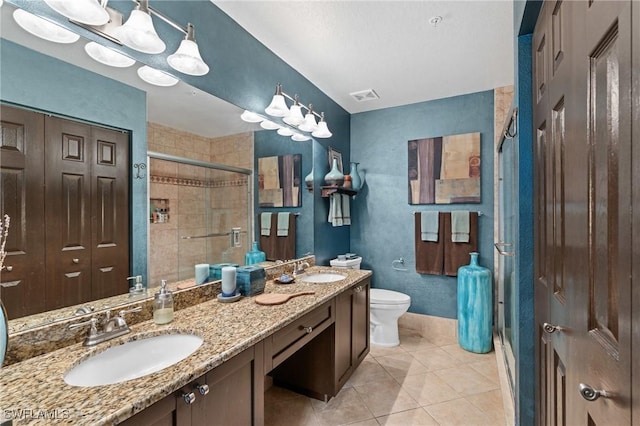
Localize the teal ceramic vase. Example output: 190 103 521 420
304 167 314 191
457 252 492 353
349 162 361 191
245 241 266 265
324 158 344 186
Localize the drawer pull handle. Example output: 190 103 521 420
5 266 12 272
182 392 196 405
354 286 362 293
302 326 313 334
543 323 561 334
194 383 209 396
579 383 609 401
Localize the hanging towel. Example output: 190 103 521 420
260 212 272 236
444 212 478 276
420 211 439 242
342 194 351 226
260 213 297 260
277 212 290 236
415 212 445 275
451 211 470 242
328 193 344 226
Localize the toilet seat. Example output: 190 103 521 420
370 288 411 305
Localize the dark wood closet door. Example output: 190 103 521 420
534 1 633 424
90 126 129 300
0 105 46 319
44 116 93 310
570 1 632 424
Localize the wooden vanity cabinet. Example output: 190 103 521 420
270 278 370 400
120 344 264 426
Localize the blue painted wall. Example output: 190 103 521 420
254 130 314 258
350 90 495 319
0 39 148 281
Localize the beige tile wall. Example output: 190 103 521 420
148 123 254 286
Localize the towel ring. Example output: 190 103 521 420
392 258 408 271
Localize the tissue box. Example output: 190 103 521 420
235 265 266 296
209 263 239 281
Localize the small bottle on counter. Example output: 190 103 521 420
153 279 174 325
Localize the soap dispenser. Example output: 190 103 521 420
127 275 147 298
153 280 174 325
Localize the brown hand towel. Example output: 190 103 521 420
443 212 478 276
260 213 296 261
414 212 445 275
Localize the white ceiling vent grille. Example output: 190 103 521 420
349 89 380 102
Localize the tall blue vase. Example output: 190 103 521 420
0 298 7 367
349 162 362 191
457 252 492 353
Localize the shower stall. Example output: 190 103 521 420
147 152 252 287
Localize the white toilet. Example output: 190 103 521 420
370 289 411 347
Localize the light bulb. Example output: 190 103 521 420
85 42 136 68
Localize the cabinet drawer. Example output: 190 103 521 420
265 299 334 371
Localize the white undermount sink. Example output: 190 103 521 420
299 273 346 283
64 333 203 387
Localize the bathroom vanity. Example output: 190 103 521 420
0 267 371 425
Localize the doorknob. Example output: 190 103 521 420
579 383 609 401
543 323 561 334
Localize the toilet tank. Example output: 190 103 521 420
330 256 362 269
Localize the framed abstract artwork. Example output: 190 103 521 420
258 154 302 207
408 132 481 204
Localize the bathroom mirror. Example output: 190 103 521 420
1 2 314 330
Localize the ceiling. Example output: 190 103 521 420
214 0 514 114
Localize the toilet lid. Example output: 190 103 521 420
370 288 411 305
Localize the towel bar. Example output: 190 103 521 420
412 211 482 216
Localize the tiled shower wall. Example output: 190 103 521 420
147 123 254 286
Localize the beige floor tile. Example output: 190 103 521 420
465 389 506 425
347 419 380 426
398 331 437 353
376 407 440 426
424 398 494 426
265 388 320 426
345 357 394 387
439 344 496 364
399 372 461 405
369 344 408 359
354 376 420 417
468 358 500 382
410 347 463 372
376 352 430 381
310 387 375 426
433 365 499 396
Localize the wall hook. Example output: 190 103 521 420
133 163 146 179
392 257 408 271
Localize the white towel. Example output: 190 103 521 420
342 195 351 226
260 212 272 236
328 193 342 226
420 211 439 242
451 211 470 242
277 212 290 236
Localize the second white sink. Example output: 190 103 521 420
299 273 346 283
64 333 203 387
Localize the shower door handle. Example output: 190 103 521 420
494 242 515 257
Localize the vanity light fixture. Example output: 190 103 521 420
259 120 281 130
115 0 165 54
240 110 263 123
262 84 332 138
277 126 294 137
167 23 209 76
13 8 81 44
85 41 136 67
137 65 179 87
291 133 311 142
43 0 110 26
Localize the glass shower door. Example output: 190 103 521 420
497 132 517 394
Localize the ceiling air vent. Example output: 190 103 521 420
349 89 379 102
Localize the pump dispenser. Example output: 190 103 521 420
153 280 174 325
127 275 147 298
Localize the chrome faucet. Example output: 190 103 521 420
69 306 142 346
293 261 310 277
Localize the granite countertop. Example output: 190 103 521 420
0 267 372 425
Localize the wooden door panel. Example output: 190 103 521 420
91 127 129 300
0 105 46 319
45 117 92 310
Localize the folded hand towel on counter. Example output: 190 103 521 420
277 212 290 236
451 211 470 242
420 211 439 242
261 212 272 236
